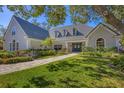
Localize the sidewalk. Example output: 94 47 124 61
0 53 78 75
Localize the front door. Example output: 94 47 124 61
72 43 82 52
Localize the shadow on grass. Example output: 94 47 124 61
0 82 17 88
47 60 80 72
23 76 55 88
59 77 89 88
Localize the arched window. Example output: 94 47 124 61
96 38 104 48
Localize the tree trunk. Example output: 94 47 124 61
92 5 124 34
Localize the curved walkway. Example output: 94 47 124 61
0 53 78 75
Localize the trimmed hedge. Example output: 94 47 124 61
35 50 56 58
0 52 16 58
3 57 33 64
81 52 102 57
82 47 117 52
0 58 3 64
82 47 95 52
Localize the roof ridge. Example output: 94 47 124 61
50 24 93 30
13 15 44 30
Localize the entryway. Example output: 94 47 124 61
72 43 82 52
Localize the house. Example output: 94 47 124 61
4 15 49 51
3 15 121 52
49 23 121 52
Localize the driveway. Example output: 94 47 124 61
0 53 78 75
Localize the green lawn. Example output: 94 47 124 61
0 52 124 88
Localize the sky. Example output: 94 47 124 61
0 6 102 28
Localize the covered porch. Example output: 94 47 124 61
65 40 86 52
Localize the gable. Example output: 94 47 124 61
4 16 27 40
13 16 49 40
85 23 120 38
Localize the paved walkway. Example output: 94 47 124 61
0 53 78 75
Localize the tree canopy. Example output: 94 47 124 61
0 5 124 33
41 37 54 48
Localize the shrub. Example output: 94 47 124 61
97 48 106 52
102 52 119 58
111 55 124 72
3 57 33 64
82 47 95 52
0 58 3 64
15 50 32 56
97 47 117 52
82 47 117 53
102 52 112 58
81 52 102 57
47 64 60 72
0 51 16 58
106 47 117 52
0 50 7 53
35 50 56 58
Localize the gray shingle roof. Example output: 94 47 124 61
49 24 93 38
14 16 49 40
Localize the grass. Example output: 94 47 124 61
0 52 124 88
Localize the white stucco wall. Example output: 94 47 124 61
87 24 119 48
29 38 41 49
4 17 28 51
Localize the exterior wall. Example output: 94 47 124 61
29 38 42 49
49 26 88 52
87 24 119 48
4 17 28 51
54 39 86 52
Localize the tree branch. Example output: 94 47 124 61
92 5 124 34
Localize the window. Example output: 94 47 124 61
57 33 62 37
55 31 62 38
96 38 104 48
16 42 19 50
55 31 58 38
73 28 77 36
12 27 16 35
54 45 62 50
10 43 12 51
63 29 71 37
13 40 16 51
73 28 81 36
63 29 66 36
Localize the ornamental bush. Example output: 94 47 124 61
0 51 16 58
3 57 33 64
111 55 124 72
35 50 56 58
0 58 3 64
81 52 102 57
82 47 95 52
